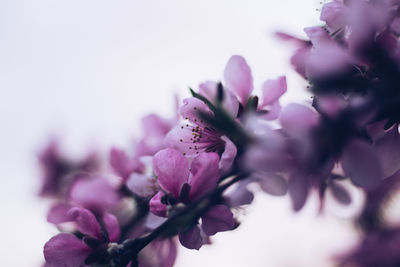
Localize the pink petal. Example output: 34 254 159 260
70 176 119 212
225 181 254 207
258 173 288 196
224 55 253 104
44 233 91 267
153 148 190 198
199 81 239 117
102 212 120 242
126 172 158 198
138 238 177 267
47 203 74 224
260 76 287 107
373 126 400 179
342 139 382 188
280 103 319 137
219 136 237 174
201 205 235 236
149 191 167 217
320 0 347 32
164 125 203 156
110 147 141 179
288 173 309 212
141 114 171 137
67 207 101 239
304 26 331 47
188 152 220 200
178 97 213 127
260 101 282 121
178 225 203 250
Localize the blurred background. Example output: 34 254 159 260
0 0 360 266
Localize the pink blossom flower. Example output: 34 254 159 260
149 148 235 249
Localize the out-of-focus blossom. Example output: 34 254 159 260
38 141 99 198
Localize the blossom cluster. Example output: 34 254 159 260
38 1 400 266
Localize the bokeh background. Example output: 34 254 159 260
0 0 360 266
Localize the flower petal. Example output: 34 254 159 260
110 147 141 179
320 0 346 32
219 136 237 174
288 173 309 212
102 213 120 242
149 191 167 217
153 148 189 198
126 172 158 198
179 97 213 127
199 81 239 117
201 205 235 236
373 126 400 179
342 139 382 188
188 152 220 200
47 203 74 224
258 173 288 196
178 225 203 250
68 207 102 239
260 76 287 107
44 233 91 267
224 55 253 104
70 176 119 212
280 103 319 137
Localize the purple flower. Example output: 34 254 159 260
44 207 120 267
149 148 235 249
165 97 238 173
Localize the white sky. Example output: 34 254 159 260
0 0 360 266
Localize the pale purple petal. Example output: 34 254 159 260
199 81 239 117
141 114 171 137
178 225 203 250
188 152 220 200
290 46 311 78
164 125 203 156
47 203 74 224
373 126 400 179
258 173 288 196
149 191 167 217
67 207 101 239
44 233 91 267
280 103 319 136
342 139 382 188
201 205 235 236
260 76 287 107
330 182 351 205
288 173 309 212
138 238 177 267
225 181 254 207
320 0 347 32
102 212 120 242
70 176 119 212
126 173 158 198
110 147 141 179
145 213 167 230
224 55 253 104
153 148 189 198
219 136 237 174
304 26 331 47
179 97 213 126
